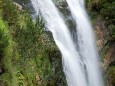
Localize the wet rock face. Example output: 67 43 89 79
53 0 66 5
13 0 34 12
47 49 67 86
53 0 77 40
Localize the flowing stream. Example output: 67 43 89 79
31 0 104 86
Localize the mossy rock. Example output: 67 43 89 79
107 66 115 86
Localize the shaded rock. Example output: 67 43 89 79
13 2 22 10
102 43 115 71
95 17 109 50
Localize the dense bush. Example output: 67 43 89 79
86 0 115 41
107 66 115 86
0 0 67 86
0 28 8 58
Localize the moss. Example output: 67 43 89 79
107 66 115 86
100 43 110 60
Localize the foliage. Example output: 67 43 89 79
86 0 115 41
0 18 9 58
0 0 67 86
107 66 115 86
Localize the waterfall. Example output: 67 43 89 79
31 0 104 86
66 0 104 86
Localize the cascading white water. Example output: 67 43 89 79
66 0 104 86
31 0 104 86
31 0 87 86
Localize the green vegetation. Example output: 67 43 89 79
0 0 114 86
86 0 115 86
86 0 115 40
107 66 115 86
0 0 66 86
